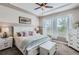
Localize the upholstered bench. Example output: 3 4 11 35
39 41 56 55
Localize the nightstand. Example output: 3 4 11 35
0 37 13 50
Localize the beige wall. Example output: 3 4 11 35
0 5 39 28
40 7 79 24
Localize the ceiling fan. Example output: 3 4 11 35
34 3 53 10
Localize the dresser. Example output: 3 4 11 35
68 28 79 51
0 37 13 50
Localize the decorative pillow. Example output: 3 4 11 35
28 31 33 36
22 32 26 37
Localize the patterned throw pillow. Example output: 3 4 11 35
28 31 33 36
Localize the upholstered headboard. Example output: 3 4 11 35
14 26 37 37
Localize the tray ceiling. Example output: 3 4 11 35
10 3 79 16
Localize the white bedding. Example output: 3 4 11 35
14 34 50 54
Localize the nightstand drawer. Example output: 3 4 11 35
4 43 8 47
0 45 4 50
0 38 13 50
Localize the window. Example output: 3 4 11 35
43 18 53 35
42 15 72 40
57 16 68 37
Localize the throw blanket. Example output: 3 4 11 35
20 35 50 54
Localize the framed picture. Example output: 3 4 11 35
19 16 31 24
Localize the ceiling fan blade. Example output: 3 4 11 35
34 7 41 10
45 6 53 8
36 3 41 6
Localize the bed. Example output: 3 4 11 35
14 34 50 55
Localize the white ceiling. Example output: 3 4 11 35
11 3 79 16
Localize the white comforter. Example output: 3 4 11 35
14 34 50 54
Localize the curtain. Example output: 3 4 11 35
42 15 72 40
